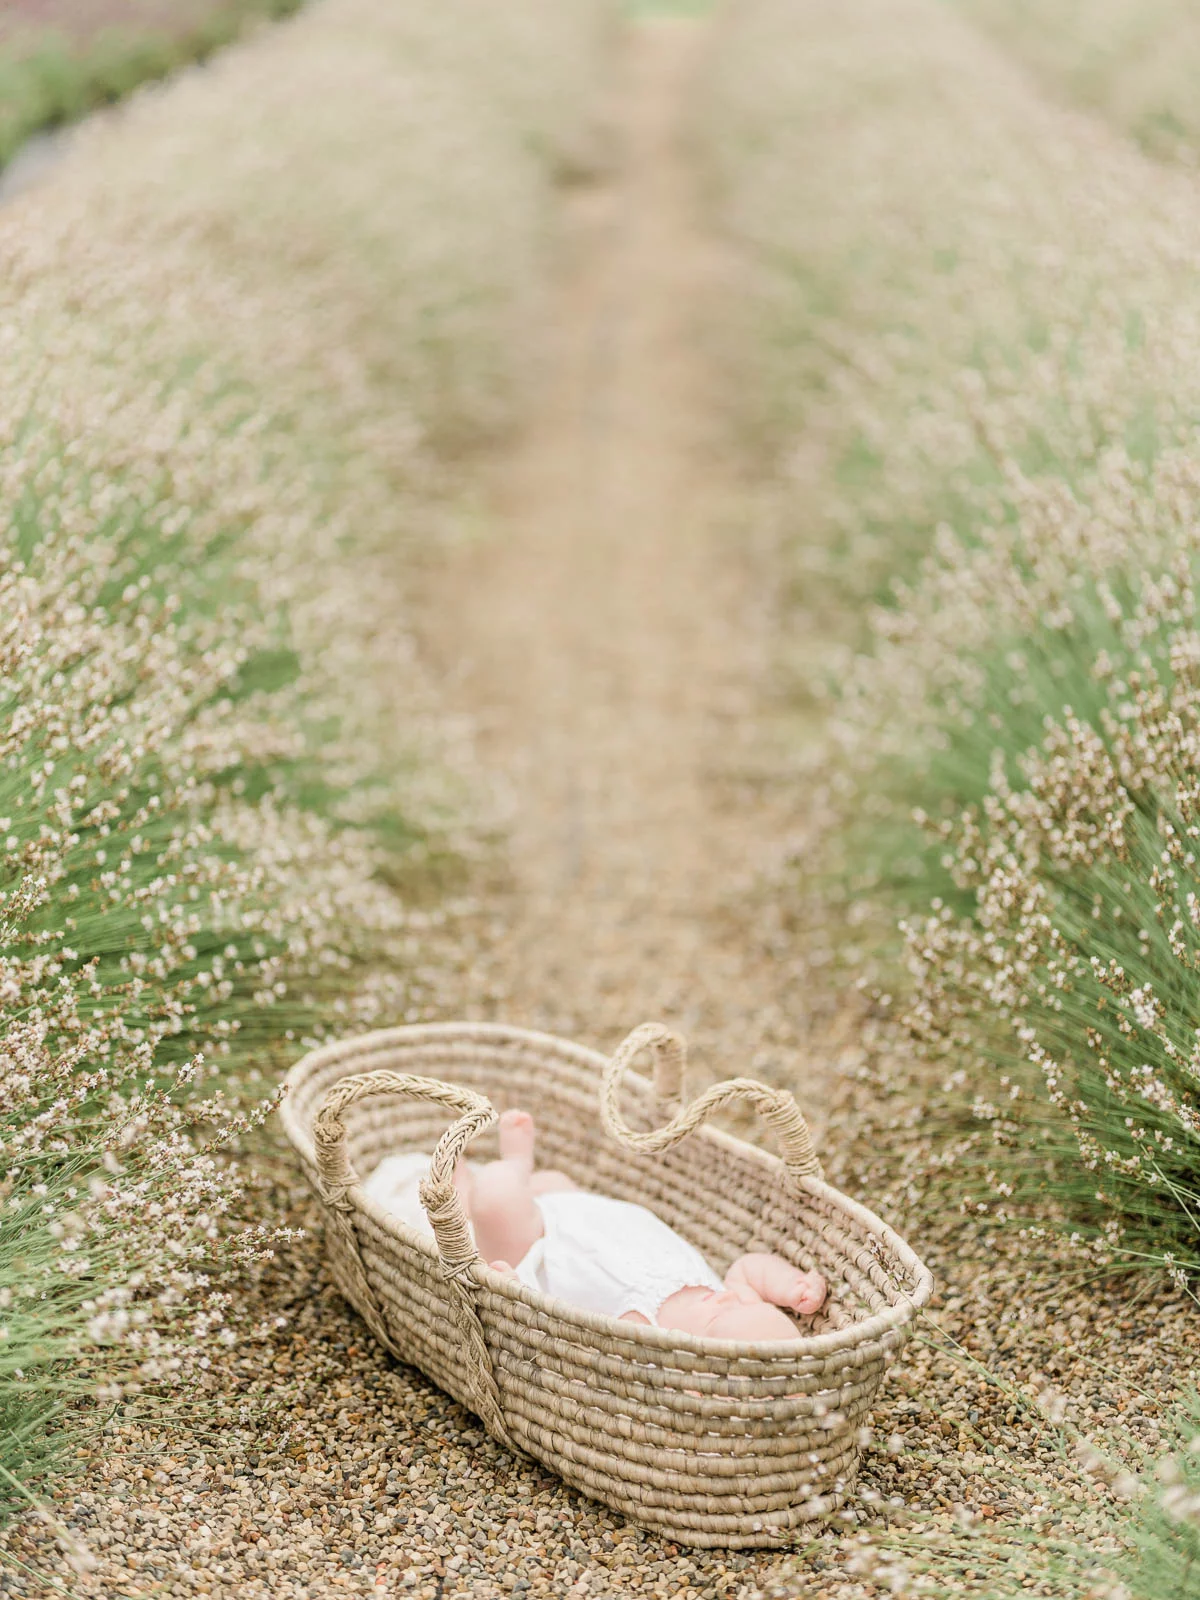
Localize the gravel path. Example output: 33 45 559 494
1 13 1193 1599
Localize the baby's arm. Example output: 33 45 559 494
725 1253 827 1315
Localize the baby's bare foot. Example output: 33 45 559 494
498 1108 536 1168
784 1270 827 1316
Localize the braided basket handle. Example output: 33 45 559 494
313 1070 495 1279
311 1069 519 1453
602 1022 824 1182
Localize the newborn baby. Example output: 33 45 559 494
368 1109 827 1341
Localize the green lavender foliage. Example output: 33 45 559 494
948 0 1200 163
0 2 305 171
0 0 611 1510
707 0 1200 1273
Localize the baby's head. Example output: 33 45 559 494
688 1291 801 1343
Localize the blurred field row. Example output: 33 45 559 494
0 0 310 169
708 0 1200 1592
950 0 1200 162
0 0 609 1514
711 0 1200 1285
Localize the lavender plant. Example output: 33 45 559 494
747 1379 1200 1600
0 0 611 1510
705 0 1200 624
0 0 306 173
948 0 1200 163
0 419 353 1504
888 1392 1200 1598
903 576 1200 1278
708 0 1200 1274
1141 1398 1200 1597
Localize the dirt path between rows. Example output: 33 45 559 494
418 14 838 1106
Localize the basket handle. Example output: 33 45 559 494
313 1070 495 1279
311 1069 519 1453
601 1022 824 1182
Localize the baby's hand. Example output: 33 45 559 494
488 1260 517 1279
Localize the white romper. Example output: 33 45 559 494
513 1189 724 1324
364 1156 724 1325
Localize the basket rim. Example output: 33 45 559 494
279 1021 935 1360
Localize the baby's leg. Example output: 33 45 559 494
530 1169 577 1195
469 1111 544 1267
469 1160 543 1267
726 1253 827 1315
499 1109 576 1196
497 1108 536 1171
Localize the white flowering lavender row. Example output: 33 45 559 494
0 0 611 1505
948 0 1200 163
707 0 1200 1278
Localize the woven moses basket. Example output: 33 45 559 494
280 1021 933 1548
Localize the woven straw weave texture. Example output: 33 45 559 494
279 1021 933 1548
